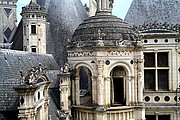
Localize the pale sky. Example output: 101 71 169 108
16 0 132 23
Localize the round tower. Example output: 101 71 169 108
67 0 145 120
21 0 47 54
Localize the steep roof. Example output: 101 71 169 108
125 0 180 26
11 20 23 51
70 12 136 49
37 0 88 66
0 49 59 112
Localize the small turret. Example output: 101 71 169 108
21 0 47 54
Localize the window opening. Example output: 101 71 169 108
111 66 126 106
31 25 36 34
79 66 92 105
31 47 36 53
144 52 169 91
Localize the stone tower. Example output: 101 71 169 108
66 0 145 119
0 0 18 43
21 0 47 54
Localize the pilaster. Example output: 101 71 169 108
96 59 104 106
59 64 71 120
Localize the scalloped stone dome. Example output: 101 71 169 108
71 12 137 48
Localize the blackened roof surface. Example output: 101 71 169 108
37 0 88 66
11 20 23 51
71 12 136 48
125 0 180 26
0 49 59 111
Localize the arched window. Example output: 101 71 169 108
79 66 92 105
110 66 126 106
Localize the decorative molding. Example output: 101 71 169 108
20 63 47 85
108 51 132 56
133 21 180 33
68 51 93 57
60 87 69 93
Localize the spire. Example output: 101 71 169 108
31 0 37 4
96 0 113 14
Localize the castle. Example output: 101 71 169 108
0 0 180 120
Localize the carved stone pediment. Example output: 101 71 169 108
20 63 48 85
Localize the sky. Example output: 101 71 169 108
16 0 132 23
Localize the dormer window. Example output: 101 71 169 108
31 25 36 34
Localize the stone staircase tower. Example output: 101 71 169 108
21 0 47 54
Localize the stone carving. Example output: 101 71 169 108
135 59 144 83
108 51 132 56
115 39 132 46
96 59 104 75
76 41 84 47
94 30 105 46
20 63 47 85
109 0 114 9
60 63 70 73
60 87 68 93
133 21 180 33
68 51 93 57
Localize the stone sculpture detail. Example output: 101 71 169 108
20 63 47 85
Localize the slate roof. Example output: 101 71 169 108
36 0 88 66
70 11 136 49
11 20 23 51
125 0 180 26
0 49 60 112
11 0 88 67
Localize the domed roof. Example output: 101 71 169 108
70 11 137 48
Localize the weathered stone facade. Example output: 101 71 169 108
138 23 180 120
21 0 47 54
65 0 145 119
14 64 52 120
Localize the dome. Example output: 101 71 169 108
70 11 137 48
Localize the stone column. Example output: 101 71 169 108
97 59 104 106
134 50 144 104
72 79 75 104
96 0 111 12
176 111 180 120
126 76 132 105
59 72 71 120
92 76 97 104
137 59 144 104
75 76 80 105
105 77 111 106
131 76 135 104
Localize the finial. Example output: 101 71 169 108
31 0 37 4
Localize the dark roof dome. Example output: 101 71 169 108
70 11 137 48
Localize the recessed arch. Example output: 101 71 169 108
107 61 133 77
74 62 94 105
108 62 133 106
74 62 95 77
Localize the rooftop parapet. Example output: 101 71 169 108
132 21 180 33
